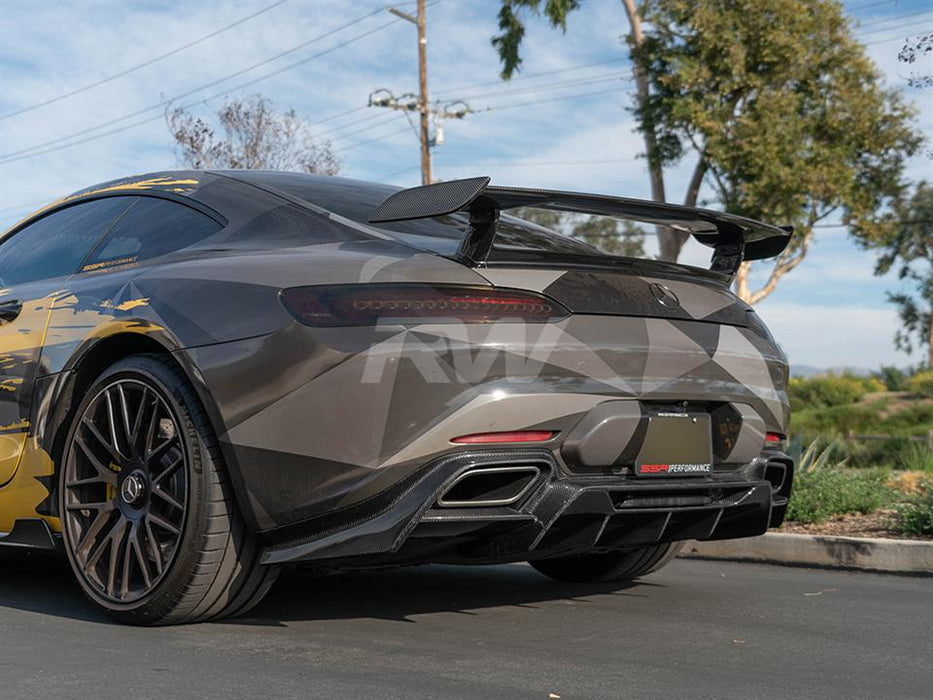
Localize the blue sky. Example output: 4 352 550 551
0 0 930 369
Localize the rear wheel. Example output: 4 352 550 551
59 354 278 625
529 542 683 583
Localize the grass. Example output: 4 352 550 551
891 476 933 536
783 437 894 525
785 467 893 525
842 438 933 471
789 388 933 471
790 398 933 438
782 373 933 534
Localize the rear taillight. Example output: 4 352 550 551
765 432 785 446
280 284 568 327
451 431 557 444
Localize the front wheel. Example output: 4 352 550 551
59 354 277 625
529 542 683 583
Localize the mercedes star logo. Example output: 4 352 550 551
121 474 145 505
648 282 681 309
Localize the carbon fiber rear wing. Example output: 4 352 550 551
369 176 792 275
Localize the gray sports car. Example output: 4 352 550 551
0 171 793 625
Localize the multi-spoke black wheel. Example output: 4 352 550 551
63 379 188 603
60 354 278 625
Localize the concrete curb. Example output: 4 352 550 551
680 532 933 575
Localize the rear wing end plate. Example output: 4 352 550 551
369 176 792 276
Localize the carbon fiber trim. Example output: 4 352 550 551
370 177 490 222
261 448 786 566
367 178 792 263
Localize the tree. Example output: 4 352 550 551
492 1 673 257
898 31 932 160
514 207 646 257
898 31 933 90
490 1 922 305
571 217 646 258
165 95 339 174
857 182 933 368
639 0 921 303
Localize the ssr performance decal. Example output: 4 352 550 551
82 256 140 273
639 463 713 475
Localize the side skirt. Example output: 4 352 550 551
0 518 61 551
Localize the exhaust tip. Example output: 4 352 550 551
438 466 541 508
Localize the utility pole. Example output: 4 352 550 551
378 1 472 184
416 0 430 184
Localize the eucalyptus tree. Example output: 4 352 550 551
491 0 921 304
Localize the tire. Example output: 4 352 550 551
59 354 278 625
529 542 683 583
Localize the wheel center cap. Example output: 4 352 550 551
121 473 147 506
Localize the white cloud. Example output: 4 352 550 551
0 0 929 370
756 301 920 369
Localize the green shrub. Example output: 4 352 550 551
790 401 933 439
787 375 866 410
893 482 933 536
786 468 892 525
791 403 880 435
907 370 933 399
873 365 911 392
858 375 887 393
894 441 933 472
843 436 914 469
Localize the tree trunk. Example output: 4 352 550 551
928 303 932 370
620 0 680 261
734 261 752 303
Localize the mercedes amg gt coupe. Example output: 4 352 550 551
0 171 794 625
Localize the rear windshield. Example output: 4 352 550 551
231 171 605 258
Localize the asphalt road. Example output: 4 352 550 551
1 553 930 700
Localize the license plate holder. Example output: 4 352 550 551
634 412 713 477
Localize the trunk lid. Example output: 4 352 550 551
477 263 751 327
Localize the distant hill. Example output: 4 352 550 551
791 365 873 378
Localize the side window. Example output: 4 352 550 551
0 197 135 287
85 197 223 268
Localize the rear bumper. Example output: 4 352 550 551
261 448 793 566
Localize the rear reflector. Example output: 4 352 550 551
765 432 785 444
280 284 568 327
451 431 557 444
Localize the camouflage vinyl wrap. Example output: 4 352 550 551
0 171 789 542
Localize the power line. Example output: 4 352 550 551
482 87 625 113
856 19 933 36
855 10 933 29
0 1 918 169
0 84 620 190
434 58 628 97
333 125 413 154
864 27 932 45
438 157 640 168
451 72 632 102
0 5 398 163
0 10 407 165
315 110 385 137
309 105 369 127
846 1 899 14
381 165 421 180
0 0 288 121
327 113 408 141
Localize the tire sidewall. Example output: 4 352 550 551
59 355 211 619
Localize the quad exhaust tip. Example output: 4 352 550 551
438 466 541 508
